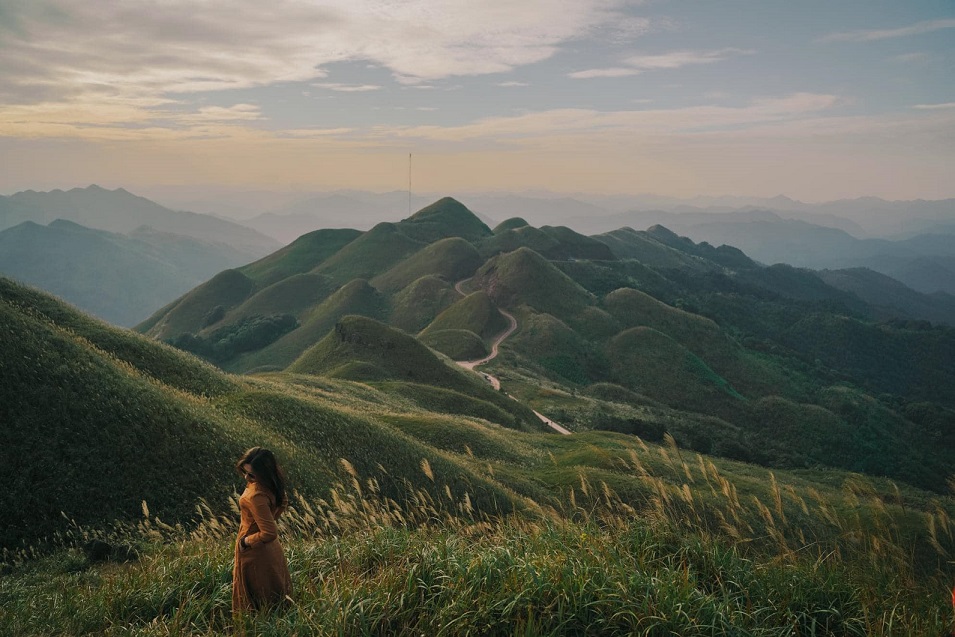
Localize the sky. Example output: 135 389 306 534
1 0 954 201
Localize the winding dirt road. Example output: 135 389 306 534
452 279 571 435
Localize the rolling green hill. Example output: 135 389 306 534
388 275 459 333
0 278 532 549
396 196 493 244
239 228 362 286
288 315 539 431
231 279 386 372
480 224 616 261
131 196 955 494
419 291 508 340
371 237 482 292
472 247 595 316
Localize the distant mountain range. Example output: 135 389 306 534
0 186 281 325
0 185 279 253
145 187 955 295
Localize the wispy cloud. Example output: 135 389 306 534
0 0 630 109
623 48 754 69
570 48 751 79
913 102 955 110
569 68 642 79
497 81 529 87
821 18 955 42
312 83 382 92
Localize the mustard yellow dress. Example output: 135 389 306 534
232 482 292 612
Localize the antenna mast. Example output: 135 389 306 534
408 153 412 216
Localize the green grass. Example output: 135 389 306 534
315 222 425 285
472 247 595 316
492 216 529 234
239 228 361 286
230 280 386 372
396 197 493 244
387 275 459 334
139 269 255 340
371 237 482 293
592 227 713 269
419 328 489 360
420 291 508 340
287 315 538 430
211 273 336 327
2 453 953 636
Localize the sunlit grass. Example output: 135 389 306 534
4 446 954 636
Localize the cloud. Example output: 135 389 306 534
312 83 382 92
623 48 753 69
569 67 642 79
821 18 955 43
497 81 529 87
0 0 630 108
913 102 955 110
381 92 843 142
570 48 751 79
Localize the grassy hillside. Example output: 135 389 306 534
480 224 615 261
395 196 493 244
492 216 530 233
129 204 955 494
239 228 361 286
287 315 539 431
388 275 459 333
419 328 488 360
140 269 255 340
315 222 425 284
0 279 530 550
472 247 595 316
212 272 336 325
419 290 508 340
592 227 714 270
231 279 386 372
4 279 955 634
370 237 482 292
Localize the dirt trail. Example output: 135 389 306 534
452 279 570 435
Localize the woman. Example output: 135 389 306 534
232 447 292 614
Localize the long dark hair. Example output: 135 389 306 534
236 447 287 512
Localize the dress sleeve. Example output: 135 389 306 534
243 492 279 547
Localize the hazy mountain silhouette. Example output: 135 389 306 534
0 219 266 326
0 185 279 254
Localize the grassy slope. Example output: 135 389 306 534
139 269 255 340
0 279 527 549
592 227 714 270
418 328 488 360
287 315 540 432
387 275 458 334
491 216 530 233
472 247 595 317
209 272 337 328
239 228 361 286
315 222 425 285
395 196 493 244
229 279 386 372
3 283 955 634
370 237 482 293
419 291 508 340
